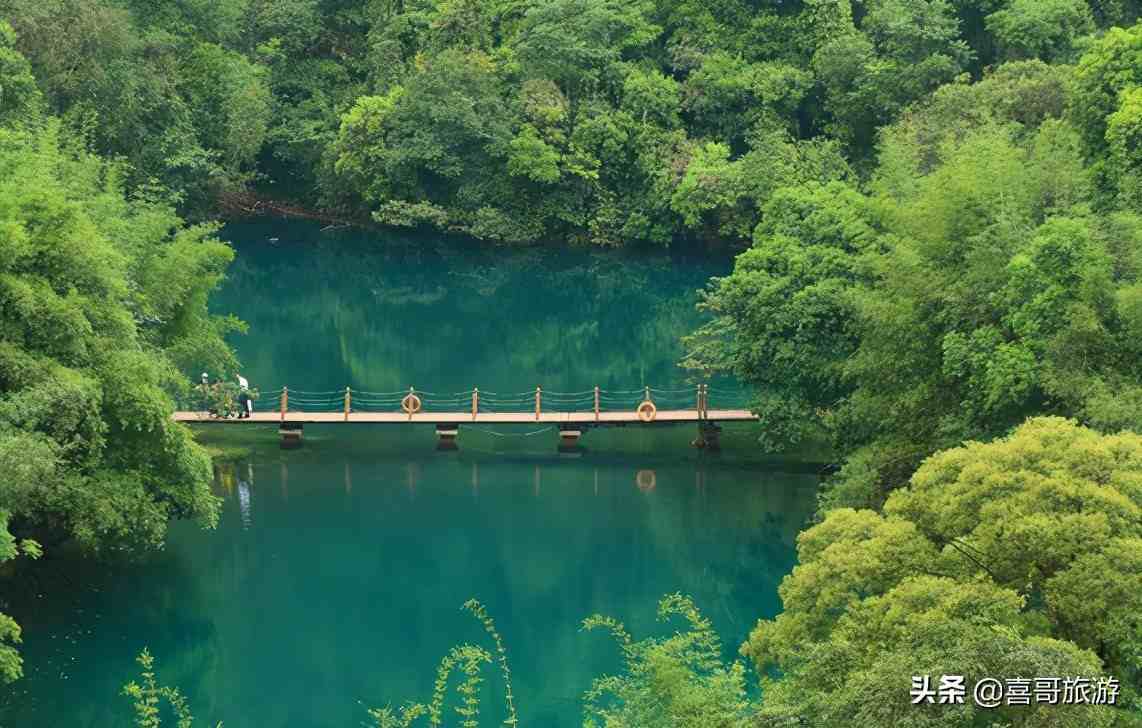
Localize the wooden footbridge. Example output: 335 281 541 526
173 384 756 450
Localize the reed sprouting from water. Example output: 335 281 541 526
366 594 753 728
368 599 519 728
123 649 222 728
462 599 519 727
369 644 493 728
124 594 752 727
581 593 753 728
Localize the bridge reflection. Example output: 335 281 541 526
212 460 797 521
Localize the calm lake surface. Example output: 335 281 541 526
1 221 818 727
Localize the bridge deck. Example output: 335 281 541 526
172 409 757 425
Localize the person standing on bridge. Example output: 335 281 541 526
200 372 210 412
237 374 252 419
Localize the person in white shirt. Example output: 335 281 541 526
237 374 252 418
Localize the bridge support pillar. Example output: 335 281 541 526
280 422 303 449
693 422 721 451
557 427 582 453
436 424 459 451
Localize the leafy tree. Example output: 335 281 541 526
669 141 743 230
886 418 1142 686
747 418 1141 726
873 60 1071 194
0 56 237 669
670 130 852 240
1070 21 1142 207
756 574 1117 727
0 508 40 683
0 0 136 110
690 70 1142 505
179 41 272 185
841 122 1139 505
0 122 228 549
813 0 973 151
683 181 878 449
512 0 659 104
0 21 40 125
1 0 272 208
621 66 681 129
986 0 1094 62
680 52 811 145
1107 86 1142 209
0 0 1121 242
245 0 324 57
333 49 520 238
507 124 562 183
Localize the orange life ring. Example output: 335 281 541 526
401 393 422 414
636 469 656 492
637 400 657 422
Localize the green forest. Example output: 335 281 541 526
2 0 1142 725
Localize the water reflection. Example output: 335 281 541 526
636 469 657 492
216 459 781 513
1 536 222 727
210 220 733 395
237 466 252 531
6 449 815 728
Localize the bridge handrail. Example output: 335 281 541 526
177 382 752 417
172 384 749 417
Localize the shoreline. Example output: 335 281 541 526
214 190 745 254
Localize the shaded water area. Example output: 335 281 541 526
1 221 819 727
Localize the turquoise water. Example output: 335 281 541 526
1 222 818 727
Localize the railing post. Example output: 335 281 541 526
535 386 542 420
702 384 709 419
644 385 650 402
696 383 702 417
472 387 479 419
281 386 288 422
594 385 600 422
344 387 351 420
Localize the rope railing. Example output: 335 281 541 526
178 382 752 418
266 385 748 417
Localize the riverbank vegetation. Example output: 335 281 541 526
685 45 1142 507
678 20 1142 722
0 0 1135 246
0 24 239 683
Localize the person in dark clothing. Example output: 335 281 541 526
236 374 252 418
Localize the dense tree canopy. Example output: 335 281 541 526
673 28 1142 717
0 0 271 207
687 38 1142 508
3 0 1137 241
748 418 1142 725
0 27 238 683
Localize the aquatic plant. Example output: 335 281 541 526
123 649 221 728
122 594 753 727
366 594 753 728
368 599 518 728
462 599 519 727
370 645 492 728
581 593 754 728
